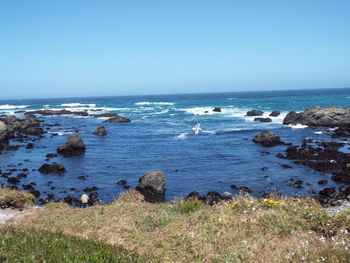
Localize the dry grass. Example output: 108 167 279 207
8 191 350 263
0 187 35 210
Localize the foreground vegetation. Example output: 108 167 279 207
2 189 350 262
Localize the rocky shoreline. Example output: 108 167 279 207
1 106 350 208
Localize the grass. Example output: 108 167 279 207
6 191 350 263
0 188 35 210
0 227 155 263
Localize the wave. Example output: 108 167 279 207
134 102 174 106
177 107 224 115
175 132 189 140
288 124 308 129
61 103 96 107
0 104 27 110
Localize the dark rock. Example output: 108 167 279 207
57 134 86 157
136 171 166 203
89 192 99 199
38 163 66 174
117 180 127 185
46 153 58 158
17 173 27 179
24 128 44 136
253 131 285 147
186 191 205 201
77 176 86 180
319 187 336 197
92 125 107 136
7 177 19 184
261 167 269 171
30 190 40 198
281 164 292 169
26 109 89 117
63 196 81 206
22 184 34 191
123 185 131 190
213 107 222 112
318 180 328 185
93 113 118 118
283 107 350 127
25 143 34 149
254 118 272 122
104 115 131 123
269 111 281 117
237 186 252 193
246 110 264 116
83 186 100 192
293 180 303 188
230 185 237 189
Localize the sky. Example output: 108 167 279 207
0 0 349 99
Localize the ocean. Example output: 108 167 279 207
1 88 350 203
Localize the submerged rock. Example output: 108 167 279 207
269 111 281 117
38 163 66 174
212 107 222 112
92 125 107 136
104 115 131 123
253 131 285 147
136 171 166 203
254 117 272 122
57 134 86 157
283 107 350 127
246 110 264 116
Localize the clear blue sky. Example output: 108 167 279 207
0 0 349 99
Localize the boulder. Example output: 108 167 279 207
24 128 44 136
136 171 166 203
269 111 281 117
246 110 264 116
213 107 222 112
104 115 131 123
283 107 350 127
38 163 66 174
253 131 285 147
92 125 107 136
57 134 86 157
254 117 272 122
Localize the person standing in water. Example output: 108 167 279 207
192 122 201 135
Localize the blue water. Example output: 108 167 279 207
1 88 350 203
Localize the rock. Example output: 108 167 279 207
77 176 86 180
46 153 58 158
237 186 252 193
25 143 34 149
104 115 131 123
117 180 127 185
92 125 107 136
281 164 292 169
283 107 350 127
253 131 285 147
186 191 206 202
261 167 269 171
319 187 336 197
16 173 27 179
246 110 264 116
83 186 100 192
136 171 166 203
22 184 34 191
213 107 222 112
38 163 66 174
26 109 89 117
24 128 44 136
93 113 118 118
269 111 281 117
293 180 303 188
57 134 86 157
318 180 328 185
30 190 40 198
7 177 19 184
254 117 272 122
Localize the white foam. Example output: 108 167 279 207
177 107 221 115
0 104 27 110
61 103 96 107
150 109 169 115
314 131 323 135
288 124 308 129
175 132 189 140
50 131 74 136
228 98 236 100
134 102 174 106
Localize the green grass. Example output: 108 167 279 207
0 227 157 263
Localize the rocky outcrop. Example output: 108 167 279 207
283 107 350 127
25 109 89 117
269 111 281 117
38 163 66 174
92 125 107 136
246 110 264 116
254 117 272 122
136 171 166 203
104 115 131 123
253 131 285 147
57 135 86 157
213 107 222 112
